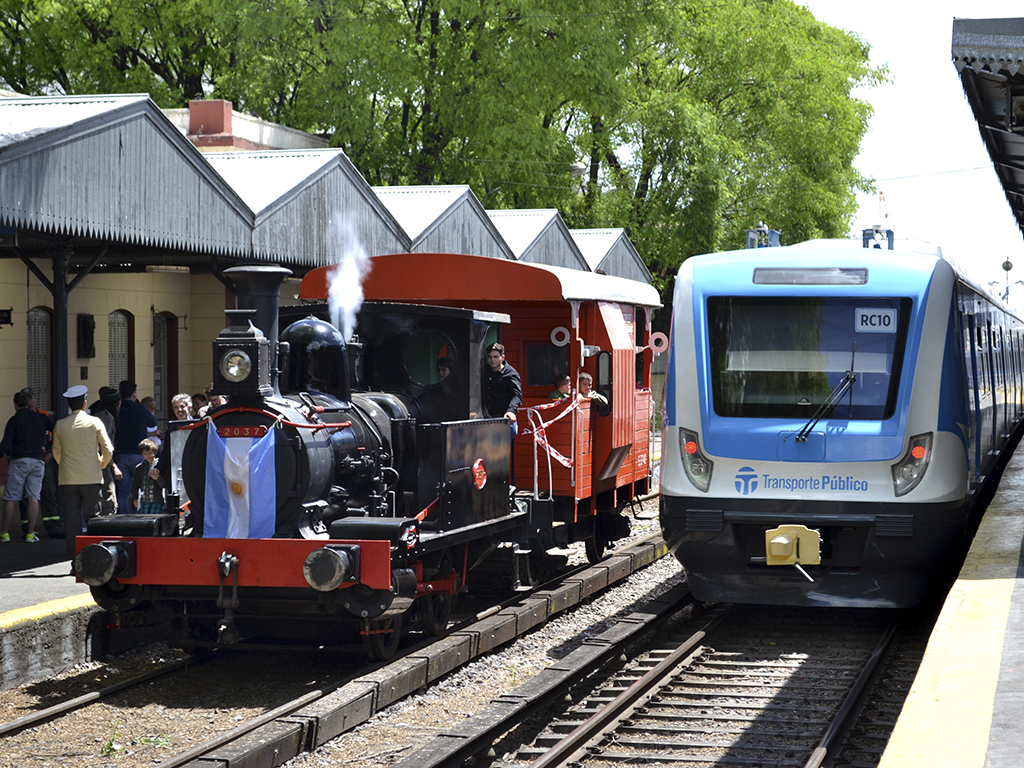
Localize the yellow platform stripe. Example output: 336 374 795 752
0 592 95 631
878 487 1024 767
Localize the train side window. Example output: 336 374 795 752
404 330 457 386
526 344 569 389
595 351 613 416
636 307 647 386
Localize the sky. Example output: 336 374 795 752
801 2 1024 310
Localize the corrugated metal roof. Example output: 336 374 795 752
0 94 254 256
486 209 589 270
373 185 515 259
207 151 410 264
570 228 653 283
953 18 1024 238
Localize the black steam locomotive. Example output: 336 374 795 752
73 265 571 658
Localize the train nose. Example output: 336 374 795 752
74 541 138 586
303 544 361 591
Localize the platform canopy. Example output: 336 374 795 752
0 93 253 268
953 18 1024 236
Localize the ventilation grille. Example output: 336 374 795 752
686 509 723 532
875 515 914 537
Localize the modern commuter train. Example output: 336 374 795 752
73 254 658 657
660 235 1024 608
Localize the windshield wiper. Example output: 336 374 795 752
791 338 857 443
793 370 856 442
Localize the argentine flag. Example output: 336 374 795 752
204 426 276 538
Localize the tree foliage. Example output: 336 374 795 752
0 0 883 295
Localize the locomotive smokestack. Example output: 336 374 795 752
224 265 292 375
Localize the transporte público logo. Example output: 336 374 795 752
734 467 869 496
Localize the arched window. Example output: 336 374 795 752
152 311 179 426
27 307 53 412
109 310 134 387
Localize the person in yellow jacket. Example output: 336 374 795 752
52 385 113 564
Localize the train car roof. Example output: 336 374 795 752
686 239 1022 320
300 252 662 307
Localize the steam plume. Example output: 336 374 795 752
327 225 372 342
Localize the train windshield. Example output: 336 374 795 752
707 296 911 420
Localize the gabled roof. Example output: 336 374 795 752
373 185 515 259
953 18 1024 237
570 228 653 283
486 209 589 270
0 94 253 257
206 150 409 264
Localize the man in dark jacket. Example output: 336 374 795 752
112 380 157 514
0 390 54 542
484 343 522 439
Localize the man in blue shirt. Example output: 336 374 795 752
112 380 157 514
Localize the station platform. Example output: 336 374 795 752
0 531 106 691
880 447 1024 767
0 532 89 613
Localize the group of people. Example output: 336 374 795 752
548 372 608 405
0 381 221 572
482 343 609 440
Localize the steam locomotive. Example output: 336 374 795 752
73 264 592 658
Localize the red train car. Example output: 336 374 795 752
301 252 662 559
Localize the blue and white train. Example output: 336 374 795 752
660 237 1024 607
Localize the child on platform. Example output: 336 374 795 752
130 438 164 514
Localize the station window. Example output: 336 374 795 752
26 307 53 412
109 310 133 386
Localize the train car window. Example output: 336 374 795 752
707 296 911 420
636 307 647 386
526 344 569 388
595 351 613 416
404 331 457 386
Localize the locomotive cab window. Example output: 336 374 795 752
404 330 457 387
707 296 911 420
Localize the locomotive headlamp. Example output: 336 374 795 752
212 309 272 397
220 349 252 382
679 428 713 493
891 433 932 497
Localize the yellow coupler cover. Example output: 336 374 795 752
765 524 821 565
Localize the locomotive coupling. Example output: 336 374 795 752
765 524 821 566
765 524 821 583
74 540 137 586
303 544 361 591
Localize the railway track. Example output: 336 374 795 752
510 605 919 768
0 532 670 767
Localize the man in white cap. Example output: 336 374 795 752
52 385 114 565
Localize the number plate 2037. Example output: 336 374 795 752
217 425 268 438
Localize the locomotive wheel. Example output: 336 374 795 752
363 615 403 661
585 524 607 564
421 591 455 636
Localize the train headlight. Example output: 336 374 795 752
220 349 252 382
891 433 932 497
679 428 714 493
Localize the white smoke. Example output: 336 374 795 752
327 224 372 342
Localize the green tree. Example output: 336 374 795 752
0 0 881 299
563 0 882 292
